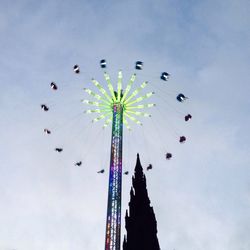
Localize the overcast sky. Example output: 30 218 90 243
0 1 250 250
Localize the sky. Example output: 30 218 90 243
0 0 250 249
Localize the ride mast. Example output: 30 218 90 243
105 100 123 250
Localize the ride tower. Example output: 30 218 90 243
105 93 123 249
82 70 155 250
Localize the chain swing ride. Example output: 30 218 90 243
40 60 192 250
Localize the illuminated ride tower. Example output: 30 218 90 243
82 70 155 250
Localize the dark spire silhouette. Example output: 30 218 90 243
123 153 160 250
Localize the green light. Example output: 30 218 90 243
104 72 116 101
124 112 143 125
103 117 112 128
123 118 131 131
126 91 155 106
126 110 151 117
126 103 156 109
84 108 110 114
121 73 136 103
124 81 148 104
92 112 112 123
83 71 154 129
117 71 122 102
91 79 112 102
81 100 100 106
83 88 101 100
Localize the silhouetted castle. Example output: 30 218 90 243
123 154 160 250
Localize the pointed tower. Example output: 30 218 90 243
123 154 160 250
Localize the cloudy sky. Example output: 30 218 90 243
0 0 250 249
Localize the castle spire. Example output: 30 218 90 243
123 154 160 250
135 153 143 174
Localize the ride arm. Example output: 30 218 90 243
121 74 136 102
104 72 117 102
124 81 148 104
